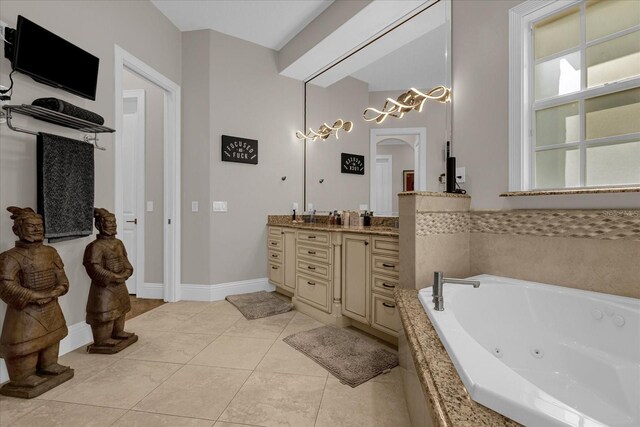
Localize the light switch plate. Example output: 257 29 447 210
191 201 198 212
456 167 466 183
146 201 154 212
213 201 228 212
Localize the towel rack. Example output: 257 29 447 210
1 104 115 150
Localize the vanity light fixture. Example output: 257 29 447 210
295 119 353 141
363 86 451 124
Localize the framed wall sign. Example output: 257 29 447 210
341 153 365 175
221 135 258 164
403 169 415 191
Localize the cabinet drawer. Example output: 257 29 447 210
296 273 330 312
297 259 330 280
268 262 283 285
371 293 399 336
372 274 398 297
269 226 283 237
268 249 282 262
297 230 330 246
268 238 282 250
371 254 399 278
371 236 399 257
297 244 330 263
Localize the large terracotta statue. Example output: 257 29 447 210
83 208 137 354
0 207 73 398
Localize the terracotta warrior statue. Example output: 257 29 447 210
83 208 137 353
0 207 73 398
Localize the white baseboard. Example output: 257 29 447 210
137 282 164 299
1 321 92 384
181 277 274 302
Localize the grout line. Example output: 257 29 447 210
313 373 330 427
108 408 130 426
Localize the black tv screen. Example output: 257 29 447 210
12 15 99 100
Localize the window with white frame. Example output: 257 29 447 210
509 0 640 191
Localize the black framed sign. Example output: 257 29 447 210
222 135 258 164
341 153 365 175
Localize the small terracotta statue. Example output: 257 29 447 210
0 207 73 398
83 208 137 353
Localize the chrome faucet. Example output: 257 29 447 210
432 271 480 311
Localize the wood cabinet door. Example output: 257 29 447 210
283 230 296 292
341 234 371 324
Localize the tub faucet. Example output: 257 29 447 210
432 271 480 311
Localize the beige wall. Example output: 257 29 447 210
306 77 370 211
0 0 181 326
451 0 640 210
122 70 164 285
178 30 304 286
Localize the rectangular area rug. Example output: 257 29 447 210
225 291 294 320
283 325 398 387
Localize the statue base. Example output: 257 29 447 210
87 334 138 354
0 368 74 399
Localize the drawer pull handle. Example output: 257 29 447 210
382 283 395 288
307 266 316 270
307 281 316 286
270 242 277 245
271 254 278 258
382 302 396 308
308 235 316 239
382 263 395 268
308 251 316 255
271 266 278 270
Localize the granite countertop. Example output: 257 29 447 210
398 191 471 198
268 221 399 237
394 288 520 427
500 187 640 197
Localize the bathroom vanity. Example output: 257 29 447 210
267 219 400 344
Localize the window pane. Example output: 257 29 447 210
585 88 640 140
535 148 580 189
587 31 640 88
534 6 580 60
586 0 640 42
586 141 640 186
536 102 579 147
535 51 581 100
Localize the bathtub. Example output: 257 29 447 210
418 274 639 427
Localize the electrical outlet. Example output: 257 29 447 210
456 167 466 183
213 201 227 212
191 201 198 212
0 85 8 124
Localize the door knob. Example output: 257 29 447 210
126 218 138 225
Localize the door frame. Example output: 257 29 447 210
114 45 182 302
374 154 393 214
370 127 426 212
122 89 146 295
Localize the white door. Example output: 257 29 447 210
375 155 392 214
121 90 145 294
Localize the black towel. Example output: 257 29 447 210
32 98 105 125
37 133 94 242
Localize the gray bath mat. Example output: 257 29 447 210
283 326 398 387
225 291 293 320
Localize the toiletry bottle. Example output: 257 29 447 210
329 212 334 225
363 211 371 227
343 211 349 227
292 209 296 222
336 213 341 226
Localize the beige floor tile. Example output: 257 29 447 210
0 395 45 426
277 312 324 340
125 331 217 364
223 312 295 340
134 365 251 420
213 423 259 427
127 310 197 332
171 310 242 335
112 410 214 426
152 301 211 314
219 371 326 427
37 348 121 400
315 376 411 427
188 335 274 370
54 359 181 409
255 340 327 378
371 365 403 384
201 300 245 315
8 400 125 427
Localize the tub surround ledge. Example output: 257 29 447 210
394 287 520 427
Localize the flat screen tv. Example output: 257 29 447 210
11 15 99 100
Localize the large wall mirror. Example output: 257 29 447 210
304 0 451 215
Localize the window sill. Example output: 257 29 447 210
500 187 640 197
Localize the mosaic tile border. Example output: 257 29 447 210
416 211 470 236
471 210 640 241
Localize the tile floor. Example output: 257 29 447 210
0 300 411 427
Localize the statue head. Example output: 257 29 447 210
94 208 117 237
7 206 44 243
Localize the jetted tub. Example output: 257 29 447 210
418 274 640 427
